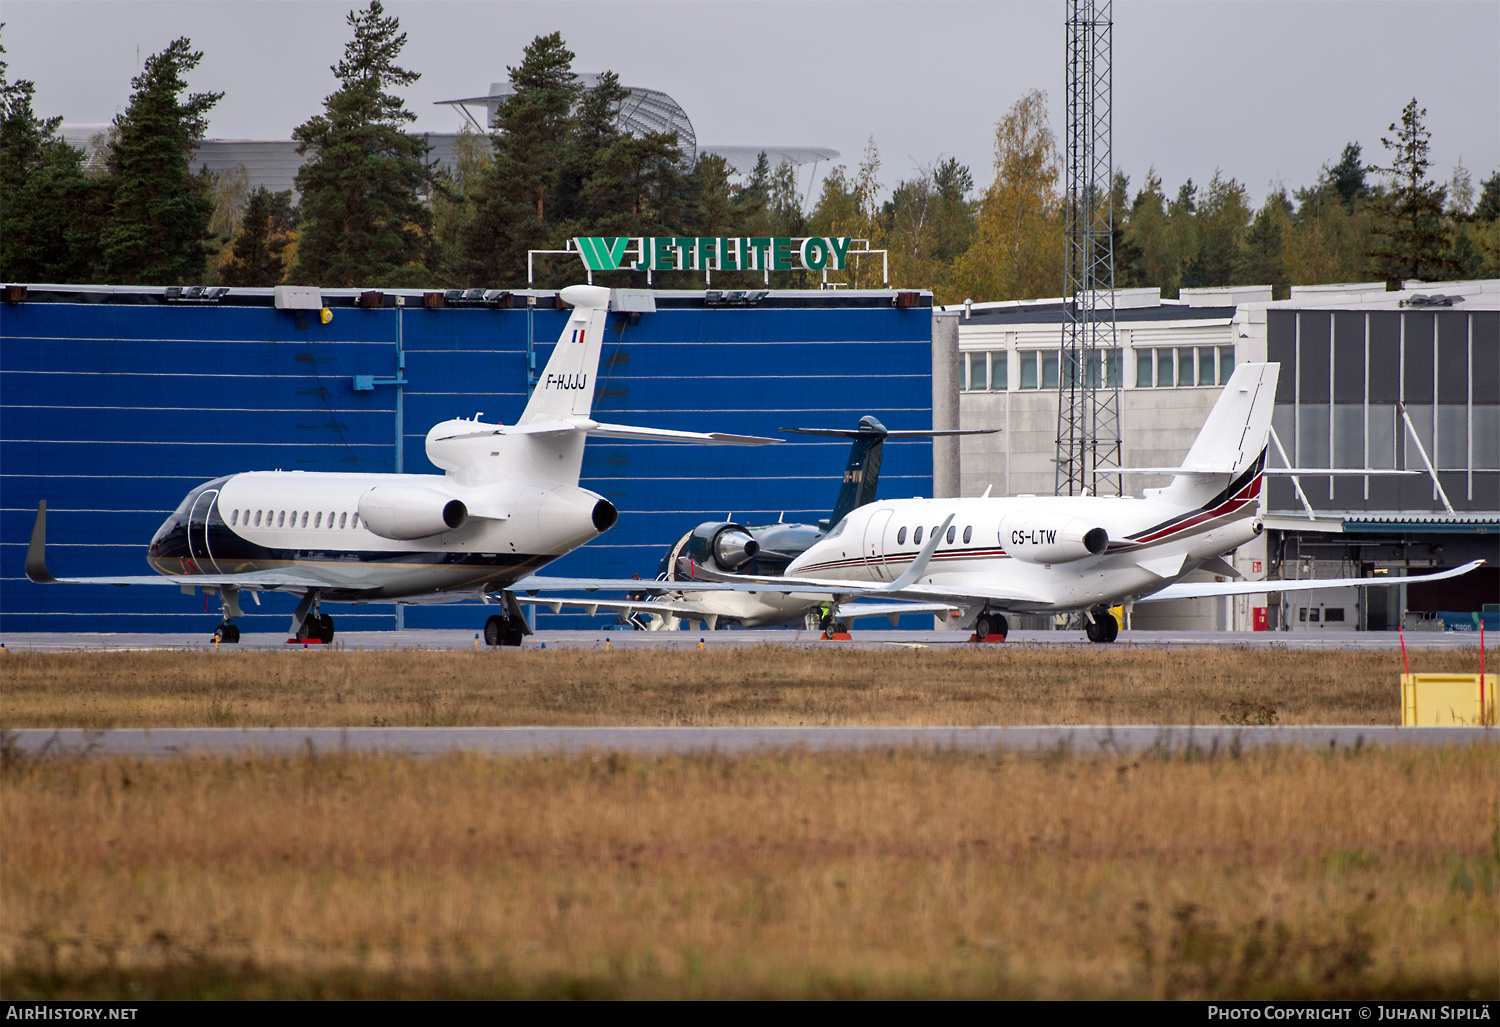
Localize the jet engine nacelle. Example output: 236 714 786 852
661 521 761 579
358 486 469 540
998 513 1108 564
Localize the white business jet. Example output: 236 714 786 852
25 285 776 646
673 362 1481 641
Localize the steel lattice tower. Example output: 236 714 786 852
1054 0 1122 497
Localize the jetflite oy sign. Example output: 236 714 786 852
574 237 855 273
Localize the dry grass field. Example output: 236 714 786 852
2 746 1495 999
2 645 1494 728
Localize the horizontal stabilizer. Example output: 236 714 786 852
1140 559 1485 602
434 419 778 446
781 426 997 439
1113 466 1418 476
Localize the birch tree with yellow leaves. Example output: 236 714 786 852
952 89 1064 302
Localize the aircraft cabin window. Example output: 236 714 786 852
254 510 262 527
931 526 940 543
352 515 360 529
315 511 322 528
230 509 238 526
914 526 924 544
339 512 347 529
897 527 907 545
301 511 309 528
946 525 955 544
328 511 335 527
963 525 972 544
277 511 285 527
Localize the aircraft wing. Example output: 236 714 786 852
1138 560 1486 602
25 502 358 592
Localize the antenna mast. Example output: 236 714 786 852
1055 0 1122 497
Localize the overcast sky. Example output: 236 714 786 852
5 0 1497 207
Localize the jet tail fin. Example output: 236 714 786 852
781 416 997 527
1156 362 1279 508
516 285 613 425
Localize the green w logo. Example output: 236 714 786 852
575 237 632 271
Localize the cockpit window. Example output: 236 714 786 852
825 516 848 539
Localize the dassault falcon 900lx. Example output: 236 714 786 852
25 285 776 645
672 362 1482 641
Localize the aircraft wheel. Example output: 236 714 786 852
503 616 526 647
484 615 504 647
975 614 993 641
1086 611 1118 644
318 614 335 645
214 624 240 643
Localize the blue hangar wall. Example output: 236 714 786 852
0 287 935 633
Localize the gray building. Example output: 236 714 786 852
952 279 1500 632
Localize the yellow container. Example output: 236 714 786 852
1400 673 1497 726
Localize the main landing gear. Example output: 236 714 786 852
483 614 526 647
1084 609 1119 644
974 611 1009 642
287 590 334 644
296 613 335 645
213 623 240 643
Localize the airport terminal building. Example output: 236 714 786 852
952 279 1500 632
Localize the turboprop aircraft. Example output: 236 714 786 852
519 415 993 630
24 285 777 646
661 362 1483 642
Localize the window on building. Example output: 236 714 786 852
993 352 1008 390
1474 408 1500 469
966 352 988 391
1177 347 1196 387
1041 351 1059 389
1324 608 1345 622
1156 348 1174 388
1020 351 1038 390
1105 349 1122 389
1218 346 1235 384
1136 349 1153 389
1437 405 1468 470
897 527 907 545
1198 347 1216 386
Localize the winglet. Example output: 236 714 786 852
883 512 954 592
26 501 57 584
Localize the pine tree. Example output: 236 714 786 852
1367 98 1456 285
1476 171 1500 223
458 32 582 285
553 70 627 226
1237 189 1292 296
291 1 434 287
98 38 222 284
1328 143 1367 208
220 187 297 286
0 33 105 281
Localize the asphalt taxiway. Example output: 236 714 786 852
4 725 1492 758
0 628 1485 652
